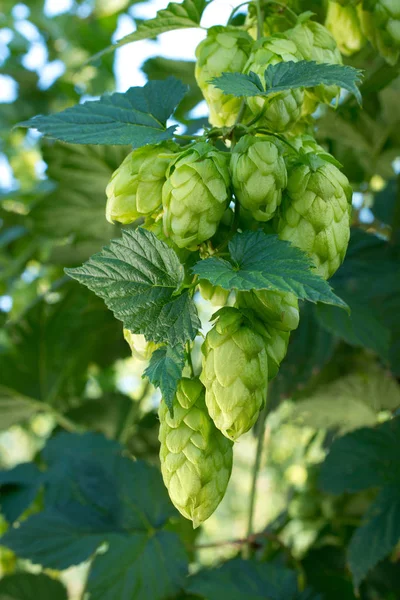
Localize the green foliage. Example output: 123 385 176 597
144 346 186 413
0 573 68 600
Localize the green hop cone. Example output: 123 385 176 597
325 1 365 56
106 142 177 224
231 134 287 222
158 378 233 528
358 0 400 65
274 152 352 280
195 26 253 127
162 143 231 249
123 329 161 361
244 36 306 132
286 15 342 105
199 280 230 307
200 307 269 440
245 4 295 39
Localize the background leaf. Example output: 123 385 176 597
0 573 68 600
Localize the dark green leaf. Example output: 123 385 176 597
19 78 187 147
144 345 185 413
91 0 209 61
192 231 348 310
320 418 400 494
0 463 42 523
66 228 200 345
0 573 68 600
211 62 363 104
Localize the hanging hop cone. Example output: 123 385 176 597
200 307 269 440
162 143 231 249
286 14 343 106
325 1 366 56
106 142 177 224
123 329 161 361
358 0 400 66
230 134 287 222
243 36 307 132
199 280 230 307
195 26 253 127
158 378 233 528
274 150 353 280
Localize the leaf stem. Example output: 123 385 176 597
186 341 195 378
227 1 251 25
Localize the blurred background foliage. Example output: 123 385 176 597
0 0 400 599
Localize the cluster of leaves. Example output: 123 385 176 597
0 0 400 598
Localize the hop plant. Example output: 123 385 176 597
123 329 160 361
158 378 233 528
245 4 295 39
195 26 253 127
286 15 343 105
199 280 230 307
243 36 306 132
162 142 231 249
274 152 353 280
325 1 366 56
358 0 400 65
230 135 287 222
106 142 176 224
200 307 269 440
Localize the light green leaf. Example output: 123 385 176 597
292 367 400 434
66 228 200 345
90 0 209 61
19 78 187 147
192 231 348 310
211 61 363 104
144 345 185 413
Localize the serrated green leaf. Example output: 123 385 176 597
0 573 68 600
292 367 400 434
144 345 185 413
211 61 363 104
192 231 348 310
348 486 400 588
90 0 209 61
19 78 187 147
66 228 200 345
320 418 400 494
0 463 42 523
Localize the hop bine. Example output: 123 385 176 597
158 378 233 528
162 143 231 249
200 307 269 440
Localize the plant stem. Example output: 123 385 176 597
186 341 195 378
255 0 265 39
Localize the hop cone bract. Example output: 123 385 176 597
159 378 233 528
200 307 269 440
162 143 231 249
106 142 176 224
195 26 252 127
231 135 287 222
358 0 400 65
244 36 306 132
199 280 230 306
325 1 365 56
274 153 352 279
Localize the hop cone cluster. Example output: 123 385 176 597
106 142 176 224
358 0 400 65
195 26 252 127
162 142 231 248
244 36 306 132
325 1 366 56
158 378 233 528
274 154 352 280
231 135 287 222
200 307 269 440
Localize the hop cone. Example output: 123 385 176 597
245 4 294 39
358 0 400 65
158 378 233 528
244 36 306 132
274 153 352 280
106 142 176 224
231 134 287 222
325 1 365 56
195 26 252 127
123 329 160 361
236 290 299 379
200 307 269 440
287 15 342 104
199 280 230 306
162 143 231 249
